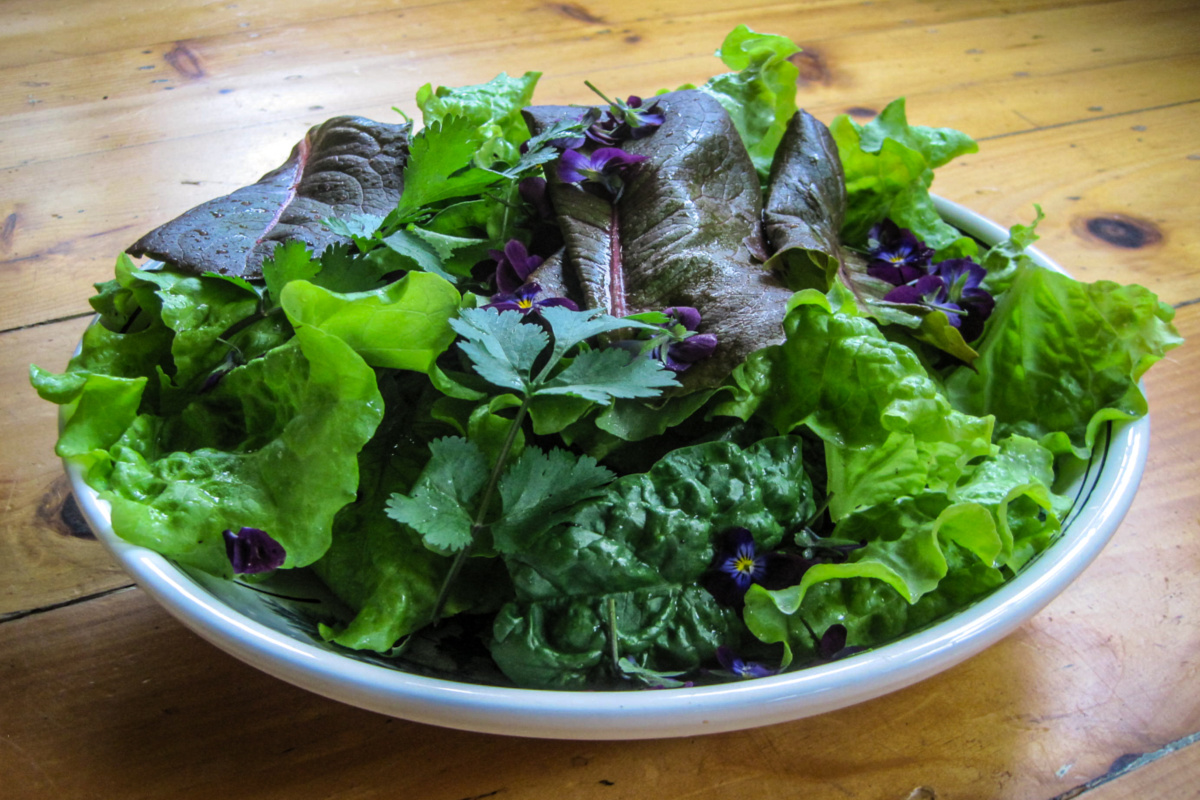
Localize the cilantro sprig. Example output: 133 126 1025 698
386 305 678 626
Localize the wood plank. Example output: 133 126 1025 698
4 0 1198 330
1 307 1195 799
3 0 1197 171
0 317 132 617
0 0 1114 72
934 102 1200 304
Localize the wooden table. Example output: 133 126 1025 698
3 1 1197 797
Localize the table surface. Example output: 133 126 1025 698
3 0 1198 797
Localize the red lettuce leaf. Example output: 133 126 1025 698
524 91 793 389
127 116 411 279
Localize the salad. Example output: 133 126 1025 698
32 26 1181 690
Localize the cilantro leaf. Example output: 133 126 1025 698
391 116 507 223
381 228 459 282
261 240 319 305
537 305 661 374
323 214 385 249
501 116 590 178
450 308 548 393
491 447 613 554
538 348 678 401
385 436 489 552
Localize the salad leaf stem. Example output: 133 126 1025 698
426 396 530 625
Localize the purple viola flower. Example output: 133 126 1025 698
884 273 953 311
720 528 767 590
557 147 648 199
223 527 286 574
483 282 579 315
885 257 996 341
519 177 555 224
654 306 717 372
583 82 665 143
716 646 779 679
866 219 935 286
661 334 718 371
664 306 701 331
617 95 666 138
489 239 544 295
702 528 768 607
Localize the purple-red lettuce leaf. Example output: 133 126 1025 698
523 90 793 390
128 117 412 279
762 109 847 291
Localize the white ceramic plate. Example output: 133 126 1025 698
66 197 1149 739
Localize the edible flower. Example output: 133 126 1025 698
489 239 544 295
655 306 718 372
884 257 995 340
483 282 579 315
702 528 768 607
584 81 665 143
866 219 935 285
222 527 286 574
715 646 778 679
557 147 648 199
518 177 555 224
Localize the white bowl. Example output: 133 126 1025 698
67 197 1149 739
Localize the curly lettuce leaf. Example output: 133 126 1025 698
718 291 994 521
416 71 540 168
95 326 382 575
832 98 977 251
694 25 801 179
745 434 1065 661
944 265 1182 458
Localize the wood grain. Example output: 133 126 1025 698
1075 738 1200 800
0 317 131 617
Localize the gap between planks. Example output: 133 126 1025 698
1050 730 1200 800
0 583 135 624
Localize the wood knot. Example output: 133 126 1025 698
1076 214 1163 249
164 42 206 80
550 3 605 24
790 48 832 86
37 475 96 540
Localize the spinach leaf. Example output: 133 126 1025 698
490 436 815 688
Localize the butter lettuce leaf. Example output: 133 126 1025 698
279 271 461 373
945 265 1182 458
98 327 382 575
832 98 977 251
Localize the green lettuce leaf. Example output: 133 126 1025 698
944 265 1182 457
279 271 461 373
96 326 383 575
718 291 994 521
416 71 541 167
694 25 801 179
744 434 1064 661
831 98 978 250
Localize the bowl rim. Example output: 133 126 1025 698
67 196 1149 739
